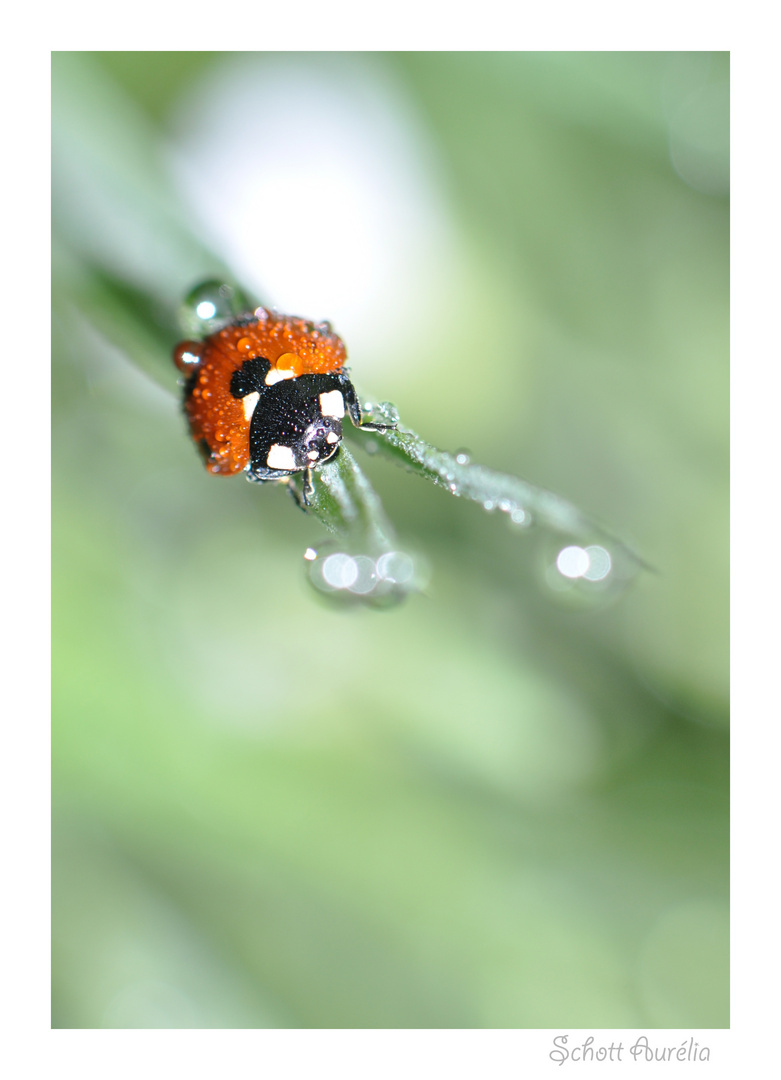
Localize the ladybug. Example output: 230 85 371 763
173 308 391 504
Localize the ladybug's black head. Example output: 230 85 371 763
300 412 343 467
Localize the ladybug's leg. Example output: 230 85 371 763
301 468 315 507
286 477 310 512
337 371 396 432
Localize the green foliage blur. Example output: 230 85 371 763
52 52 729 1029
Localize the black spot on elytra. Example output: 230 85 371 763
230 357 272 399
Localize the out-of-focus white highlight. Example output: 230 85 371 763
195 300 217 320
376 551 415 584
308 548 422 601
583 545 612 581
168 55 460 376
556 544 612 581
349 557 379 595
322 553 359 590
556 546 591 579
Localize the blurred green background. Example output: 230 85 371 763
52 52 729 1028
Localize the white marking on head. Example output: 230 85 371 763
265 367 296 386
326 431 339 444
267 444 297 471
307 450 319 461
242 391 260 420
319 390 345 419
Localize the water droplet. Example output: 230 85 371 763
538 532 636 610
173 341 204 373
483 499 496 512
376 551 415 585
277 352 299 372
322 553 359 589
455 449 471 465
583 545 612 582
179 280 249 338
304 543 423 608
554 544 614 583
349 556 378 595
556 545 591 579
367 401 399 427
509 507 530 528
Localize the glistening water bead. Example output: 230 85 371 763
304 546 422 608
179 280 248 338
541 538 630 610
556 545 613 582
